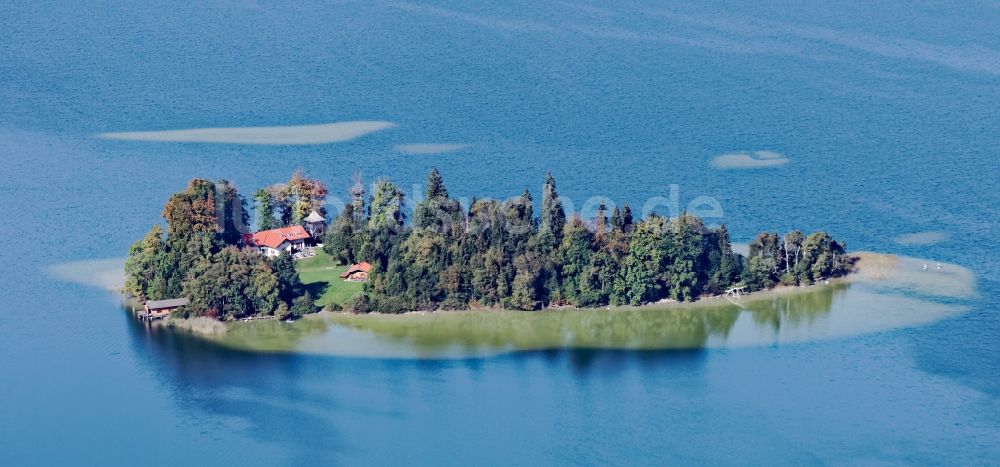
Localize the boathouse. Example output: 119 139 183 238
144 298 189 320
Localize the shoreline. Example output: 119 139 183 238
324 252 884 320
47 251 974 356
51 250 974 343
167 252 892 338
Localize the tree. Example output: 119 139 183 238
708 224 740 293
162 179 221 242
540 172 566 240
742 255 777 291
414 169 463 234
594 202 608 241
368 179 406 232
124 225 166 299
798 231 851 281
559 217 593 304
621 218 666 305
270 251 302 304
291 292 318 317
782 230 804 275
611 206 623 233
160 178 248 247
749 232 781 281
426 168 448 199
250 262 281 315
508 252 543 310
287 170 328 224
323 204 358 264
349 173 367 224
504 189 535 252
214 180 250 245
398 228 448 306
438 263 468 308
275 302 291 320
181 255 227 318
621 204 634 233
668 214 705 301
579 249 618 306
253 188 276 231
267 184 294 226
266 171 328 226
216 247 254 318
471 245 505 306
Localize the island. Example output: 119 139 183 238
124 170 855 322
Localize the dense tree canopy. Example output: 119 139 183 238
125 178 310 320
255 171 328 228
127 170 854 320
331 170 855 313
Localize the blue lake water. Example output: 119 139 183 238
2 1 999 464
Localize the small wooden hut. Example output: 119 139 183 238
143 298 189 321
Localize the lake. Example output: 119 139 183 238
1 1 998 465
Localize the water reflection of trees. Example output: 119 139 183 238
742 283 846 332
330 284 846 353
330 306 739 351
130 283 848 362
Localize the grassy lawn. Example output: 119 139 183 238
295 250 364 308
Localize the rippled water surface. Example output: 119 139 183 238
2 1 999 465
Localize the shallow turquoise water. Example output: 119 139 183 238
1 1 999 464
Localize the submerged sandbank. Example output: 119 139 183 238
893 231 950 246
48 257 126 291
711 150 790 169
96 121 396 145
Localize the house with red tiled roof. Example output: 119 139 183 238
248 225 311 257
339 262 371 282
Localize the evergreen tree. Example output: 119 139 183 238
215 180 250 245
349 172 367 224
558 217 593 303
668 214 704 301
611 206 623 233
323 204 358 264
621 203 634 233
709 224 741 292
270 251 302 304
508 252 543 310
414 169 463 234
622 218 665 305
426 168 448 199
368 179 406 232
504 189 535 253
253 188 275 231
540 172 566 240
594 202 608 242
